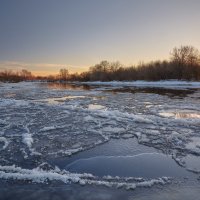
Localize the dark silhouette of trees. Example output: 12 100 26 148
171 46 200 66
59 68 68 81
170 46 200 80
89 61 110 81
0 69 33 82
1 46 200 82
20 69 32 80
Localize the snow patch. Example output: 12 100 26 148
22 133 33 149
39 126 57 132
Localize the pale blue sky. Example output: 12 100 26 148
0 0 200 75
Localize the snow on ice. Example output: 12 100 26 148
0 81 200 189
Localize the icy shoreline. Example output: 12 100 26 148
1 80 200 89
82 80 200 88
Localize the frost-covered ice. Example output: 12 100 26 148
22 131 33 149
0 81 200 193
0 137 9 150
0 164 171 190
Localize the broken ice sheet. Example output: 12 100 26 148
0 82 200 192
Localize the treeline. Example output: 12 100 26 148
85 60 200 81
62 45 200 81
0 69 33 82
1 46 200 82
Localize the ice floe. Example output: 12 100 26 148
0 81 200 190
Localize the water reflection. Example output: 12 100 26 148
3 93 16 98
65 153 189 178
1 182 200 200
175 112 200 119
107 87 197 98
33 95 86 105
159 110 200 119
88 104 106 110
39 82 200 99
45 82 92 90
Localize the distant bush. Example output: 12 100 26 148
0 69 33 82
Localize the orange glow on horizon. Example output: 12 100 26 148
32 68 87 77
0 61 89 77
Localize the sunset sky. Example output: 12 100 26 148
0 0 200 75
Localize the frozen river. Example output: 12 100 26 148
0 81 200 200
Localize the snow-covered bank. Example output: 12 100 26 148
82 80 200 88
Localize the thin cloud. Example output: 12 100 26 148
0 61 88 75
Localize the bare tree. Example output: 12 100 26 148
20 69 32 80
59 68 68 81
171 45 200 66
